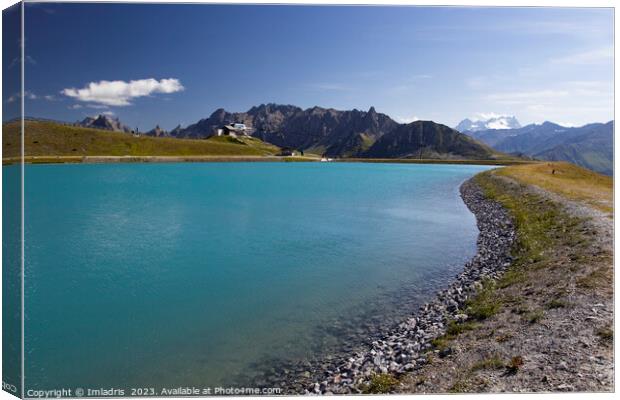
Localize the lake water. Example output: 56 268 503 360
17 162 493 391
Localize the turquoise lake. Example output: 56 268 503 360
18 162 494 390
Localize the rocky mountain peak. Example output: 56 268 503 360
76 114 131 132
146 124 168 137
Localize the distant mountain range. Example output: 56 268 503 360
160 104 498 159
69 107 612 172
455 115 521 132
463 121 614 175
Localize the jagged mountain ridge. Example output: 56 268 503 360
173 104 400 157
76 114 131 133
72 105 501 160
170 104 495 159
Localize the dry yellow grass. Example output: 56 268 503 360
495 162 613 213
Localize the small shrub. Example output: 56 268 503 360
466 280 501 320
525 310 544 324
361 373 399 394
545 298 567 309
471 356 504 371
576 267 610 289
495 333 513 343
431 337 448 350
448 380 469 393
446 320 478 336
506 356 524 373
498 268 526 289
597 326 613 342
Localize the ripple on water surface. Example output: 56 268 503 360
17 162 493 389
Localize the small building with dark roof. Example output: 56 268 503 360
215 123 249 137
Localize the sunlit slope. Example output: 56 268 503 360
2 121 281 158
496 161 612 213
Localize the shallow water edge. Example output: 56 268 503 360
264 177 517 394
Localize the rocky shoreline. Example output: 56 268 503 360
302 177 517 394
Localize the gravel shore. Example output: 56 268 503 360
300 178 516 394
396 173 613 393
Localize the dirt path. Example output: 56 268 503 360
397 172 613 393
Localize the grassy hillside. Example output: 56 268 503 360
2 121 281 159
495 161 612 213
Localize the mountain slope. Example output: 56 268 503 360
534 123 613 175
173 104 499 159
466 121 613 175
363 120 497 159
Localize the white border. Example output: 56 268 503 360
0 2 616 400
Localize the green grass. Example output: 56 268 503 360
456 171 586 327
545 298 568 309
3 121 281 158
446 320 479 336
470 356 504 371
361 374 399 394
476 171 584 268
497 267 528 289
465 279 502 320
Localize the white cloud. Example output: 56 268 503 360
479 80 612 126
61 78 184 106
551 46 613 65
7 91 43 102
556 121 577 128
69 104 83 109
305 83 352 92
485 90 570 105
396 115 419 124
472 112 503 121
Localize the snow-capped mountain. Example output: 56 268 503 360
455 114 521 132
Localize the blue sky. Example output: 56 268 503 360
9 4 614 130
